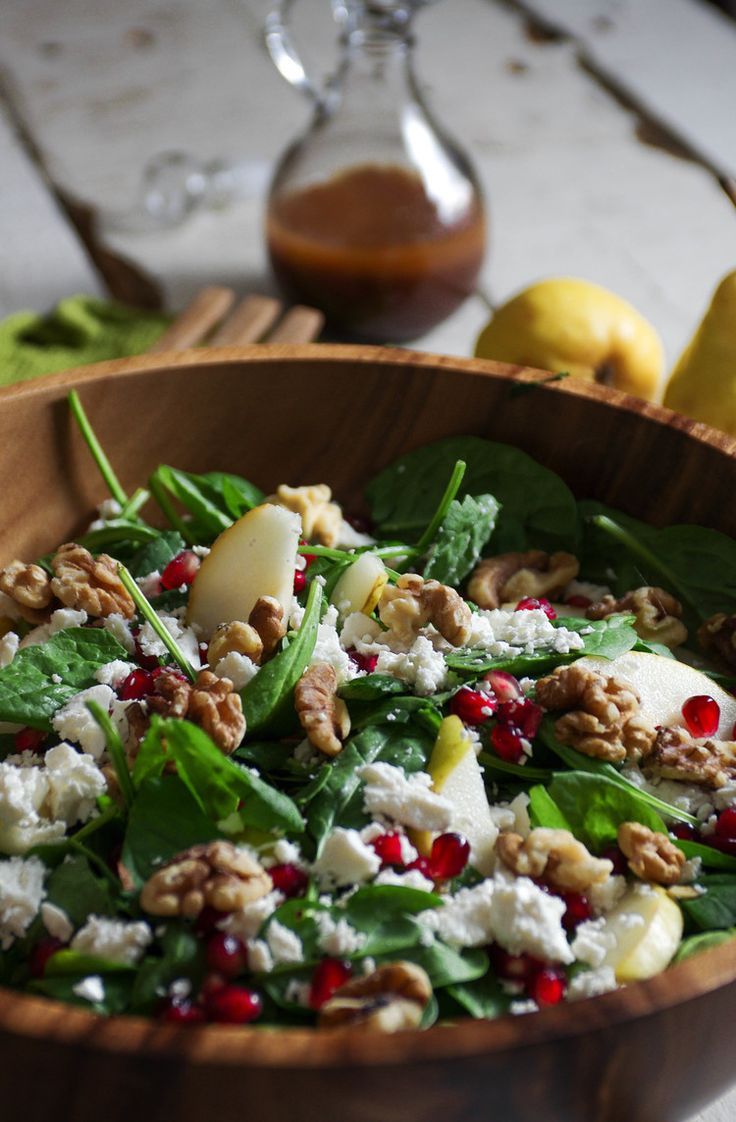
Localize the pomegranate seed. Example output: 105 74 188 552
565 594 592 608
429 833 470 879
13 727 47 754
482 669 521 703
600 844 628 876
344 512 373 534
194 906 223 936
161 550 200 591
371 832 405 868
159 996 206 1025
489 946 543 983
347 649 379 674
133 632 161 671
293 569 307 593
205 984 263 1024
309 958 352 1010
199 642 209 663
497 698 543 739
682 695 720 738
29 937 64 978
299 543 317 568
561 892 592 931
118 668 155 700
671 822 700 842
528 967 566 1006
269 863 309 898
449 686 497 725
406 856 433 878
709 835 736 856
200 972 227 1000
516 597 557 621
151 665 188 684
490 723 525 764
715 808 736 840
206 932 248 978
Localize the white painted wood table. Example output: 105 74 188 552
0 1 734 1118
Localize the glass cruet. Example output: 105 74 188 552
264 0 487 342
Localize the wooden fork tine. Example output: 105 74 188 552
267 304 325 344
210 294 283 345
147 286 235 352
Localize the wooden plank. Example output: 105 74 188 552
518 0 736 178
0 97 102 318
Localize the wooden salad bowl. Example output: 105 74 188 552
0 344 735 1122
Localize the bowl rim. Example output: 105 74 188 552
1 343 734 1068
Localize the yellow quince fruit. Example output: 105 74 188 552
663 269 736 434
474 277 665 401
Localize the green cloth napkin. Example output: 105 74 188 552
0 295 170 386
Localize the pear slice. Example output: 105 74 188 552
599 884 683 982
577 650 736 736
330 552 388 618
187 503 301 639
412 715 498 875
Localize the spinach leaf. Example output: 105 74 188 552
152 466 233 540
529 785 572 831
673 928 736 963
44 950 133 977
241 580 321 736
129 531 186 578
679 875 736 930
44 855 118 927
122 775 222 886
365 437 578 553
397 943 488 988
339 675 408 701
545 771 667 851
446 971 510 1019
423 493 500 585
676 839 736 872
130 924 205 1012
0 628 129 729
201 471 263 518
29 973 133 1014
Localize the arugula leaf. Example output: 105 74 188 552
0 628 129 729
44 855 118 927
365 436 578 553
545 771 667 850
679 875 736 930
241 580 322 736
128 531 186 578
673 928 736 963
423 493 500 585
151 466 233 541
122 775 222 886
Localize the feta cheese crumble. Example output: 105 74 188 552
72 975 105 1004
312 827 381 888
314 912 367 957
212 650 259 690
51 685 116 759
0 631 19 669
0 856 47 948
357 762 452 832
0 745 106 854
71 916 153 965
266 919 304 966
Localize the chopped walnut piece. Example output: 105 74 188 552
643 726 736 789
586 586 687 648
698 613 736 672
467 550 579 611
139 840 272 917
208 621 264 669
318 961 432 1032
497 828 613 892
295 662 350 757
50 543 135 619
0 560 54 624
248 596 287 660
378 573 472 647
269 484 342 547
535 663 656 763
188 670 246 755
617 821 685 886
146 669 192 719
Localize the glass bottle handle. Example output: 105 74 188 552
264 0 326 107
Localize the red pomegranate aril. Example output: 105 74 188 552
497 698 543 739
371 832 405 868
671 822 700 842
160 996 206 1025
483 669 522 703
449 686 496 725
682 694 720 738
407 856 433 879
344 512 374 534
205 984 263 1024
269 862 309 898
161 550 200 591
194 906 223 936
293 569 307 594
29 936 65 978
299 543 317 568
516 597 557 621
13 727 47 754
600 844 628 877
490 723 525 764
489 946 543 983
715 807 736 840
528 967 566 1006
709 835 736 856
429 832 471 879
133 632 161 671
205 932 248 978
118 668 155 701
565 594 592 608
309 958 352 1010
200 972 228 1000
347 649 379 674
561 892 592 931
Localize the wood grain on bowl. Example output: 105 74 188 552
0 345 734 1122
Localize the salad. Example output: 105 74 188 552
0 391 734 1031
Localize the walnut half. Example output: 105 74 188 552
50 543 135 619
586 586 687 648
643 726 736 789
188 670 246 755
497 828 613 893
0 559 54 624
139 840 273 917
378 573 472 647
295 662 350 757
467 550 579 611
617 821 685 886
318 962 432 1032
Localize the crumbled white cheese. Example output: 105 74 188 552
312 828 381 888
168 978 192 1000
49 608 88 634
375 635 449 696
374 867 435 893
266 919 304 966
491 872 574 964
466 606 584 660
71 915 153 965
262 839 305 870
94 660 135 689
0 760 64 853
213 650 259 690
137 614 201 670
44 743 107 824
292 738 321 767
567 965 618 1001
51 685 115 758
284 979 312 1007
72 975 105 1004
218 890 283 941
0 631 19 669
0 856 47 948
419 880 495 947
571 917 617 968
309 604 357 684
357 762 453 832
41 901 74 942
339 612 384 651
679 857 703 885
136 571 162 598
102 613 136 655
314 912 367 957
587 875 627 915
246 937 274 974
714 781 736 812
622 765 715 819
509 999 539 1016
